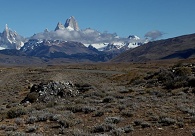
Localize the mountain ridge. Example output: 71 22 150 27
112 33 195 62
0 16 145 54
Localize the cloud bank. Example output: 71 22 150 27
144 30 164 40
31 28 142 44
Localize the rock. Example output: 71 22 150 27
21 80 91 104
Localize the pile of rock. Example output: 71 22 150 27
21 81 92 103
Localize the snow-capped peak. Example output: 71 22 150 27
0 24 25 50
128 35 140 40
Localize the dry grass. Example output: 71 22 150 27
0 59 195 135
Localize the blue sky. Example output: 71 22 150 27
0 0 195 39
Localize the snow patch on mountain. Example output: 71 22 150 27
128 35 140 40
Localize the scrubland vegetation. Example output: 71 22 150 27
0 59 195 135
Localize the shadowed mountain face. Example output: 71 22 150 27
112 33 195 62
0 40 117 63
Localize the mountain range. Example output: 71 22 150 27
112 33 195 62
0 16 146 62
0 16 194 64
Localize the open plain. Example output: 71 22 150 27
0 59 195 135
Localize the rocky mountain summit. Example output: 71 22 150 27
55 16 79 31
0 24 25 50
54 22 65 31
64 16 80 31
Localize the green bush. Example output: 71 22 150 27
7 107 26 118
27 92 39 103
175 67 191 77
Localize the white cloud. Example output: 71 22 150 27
31 28 143 44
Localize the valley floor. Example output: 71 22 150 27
0 59 195 135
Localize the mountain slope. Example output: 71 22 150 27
112 33 195 62
18 39 115 62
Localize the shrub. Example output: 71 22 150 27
75 83 92 92
68 129 90 136
46 101 57 108
157 69 174 83
122 125 134 133
92 111 104 117
175 67 191 77
119 88 132 93
118 104 126 111
192 130 195 136
5 131 26 136
188 77 195 87
66 105 83 113
134 120 142 126
102 96 115 103
105 117 121 124
110 128 124 136
158 117 176 126
5 125 18 131
14 118 24 126
7 107 26 119
26 92 39 103
120 110 134 117
49 114 62 121
91 123 116 133
57 118 72 128
0 125 6 130
177 121 184 128
26 116 38 124
141 121 151 128
32 103 46 110
25 125 37 133
164 76 188 89
37 113 52 122
82 106 96 114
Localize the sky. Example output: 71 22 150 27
0 0 195 40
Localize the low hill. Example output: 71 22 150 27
112 33 195 62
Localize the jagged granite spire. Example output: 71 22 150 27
55 22 65 31
3 24 10 38
5 24 9 31
0 24 25 50
64 16 80 31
